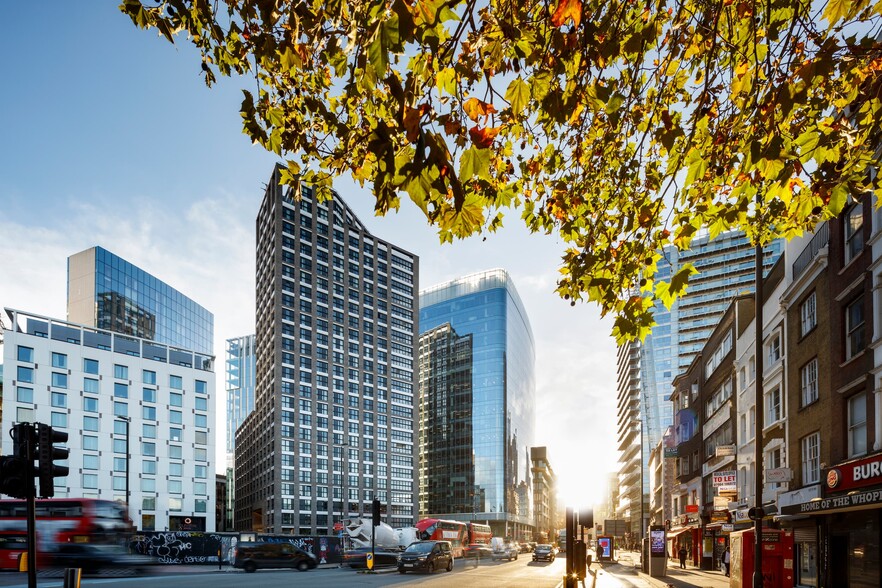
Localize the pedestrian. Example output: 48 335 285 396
678 545 687 569
723 546 730 576
596 541 603 562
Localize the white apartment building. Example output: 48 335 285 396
2 308 216 532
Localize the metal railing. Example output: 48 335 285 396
792 222 829 279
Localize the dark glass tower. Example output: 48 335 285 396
419 269 536 541
235 166 419 534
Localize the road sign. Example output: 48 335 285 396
366 552 374 570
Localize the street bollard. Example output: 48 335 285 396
63 568 82 588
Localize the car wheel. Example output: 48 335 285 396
514 553 518 560
297 561 310 572
399 568 407 574
446 558 453 572
243 561 257 573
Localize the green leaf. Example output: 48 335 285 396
505 77 531 117
459 146 491 181
436 67 456 97
823 0 850 27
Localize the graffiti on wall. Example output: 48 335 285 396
130 532 238 564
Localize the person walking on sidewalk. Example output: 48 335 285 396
723 547 730 576
678 546 687 569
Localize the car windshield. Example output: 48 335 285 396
405 542 435 554
536 545 551 550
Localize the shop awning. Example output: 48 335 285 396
665 527 694 539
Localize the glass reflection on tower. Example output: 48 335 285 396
419 269 536 538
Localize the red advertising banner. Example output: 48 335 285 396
685 504 699 513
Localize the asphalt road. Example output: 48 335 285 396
0 556 569 588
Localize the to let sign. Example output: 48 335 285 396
713 470 737 487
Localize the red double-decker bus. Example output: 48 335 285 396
415 519 469 557
0 498 134 564
467 522 492 545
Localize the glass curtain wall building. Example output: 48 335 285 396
67 246 214 355
235 165 419 534
225 334 256 530
419 269 536 541
615 231 783 542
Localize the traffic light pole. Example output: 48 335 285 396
25 427 36 588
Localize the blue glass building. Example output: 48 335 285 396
419 269 536 540
67 246 213 355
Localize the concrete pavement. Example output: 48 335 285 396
595 550 731 588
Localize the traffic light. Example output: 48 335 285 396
37 423 69 498
578 508 594 529
0 455 32 498
372 498 381 526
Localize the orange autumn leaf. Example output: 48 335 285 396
469 125 500 148
551 0 582 28
463 97 497 122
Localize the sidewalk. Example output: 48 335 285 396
603 550 731 588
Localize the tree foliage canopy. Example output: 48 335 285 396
121 0 882 341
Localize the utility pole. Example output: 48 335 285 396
752 225 766 588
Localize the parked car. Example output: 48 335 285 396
532 544 556 562
492 542 519 561
518 543 532 554
463 543 493 559
231 541 317 573
397 540 454 574
342 547 401 568
50 543 156 575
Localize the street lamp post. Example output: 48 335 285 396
115 416 131 512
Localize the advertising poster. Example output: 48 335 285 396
650 529 665 556
598 537 611 559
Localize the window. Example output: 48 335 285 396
143 406 156 420
170 427 183 442
169 480 183 494
767 386 782 424
195 448 208 462
169 445 183 459
142 442 156 457
16 407 35 423
141 478 156 492
17 346 34 362
51 412 67 428
143 424 156 439
767 334 781 365
143 388 156 403
170 410 183 424
114 402 128 417
83 396 98 413
83 358 99 374
170 393 183 407
143 370 156 385
114 364 128 380
17 387 33 403
194 414 208 428
800 358 819 407
169 375 183 390
143 460 157 475
51 352 67 369
800 292 817 337
17 366 34 384
195 380 207 394
195 397 208 411
82 474 98 489
114 457 127 473
51 392 67 408
848 393 868 457
801 433 820 485
51 372 68 389
83 416 100 432
142 496 156 511
84 378 99 394
846 296 865 359
83 435 99 451
114 382 128 398
83 455 99 470
169 463 183 477
845 203 864 263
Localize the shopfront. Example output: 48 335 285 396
780 453 882 588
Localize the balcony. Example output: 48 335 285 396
792 222 828 279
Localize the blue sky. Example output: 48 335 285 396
0 3 619 504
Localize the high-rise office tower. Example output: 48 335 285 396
419 269 536 540
67 246 214 355
615 231 783 540
235 166 419 534
225 334 256 529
